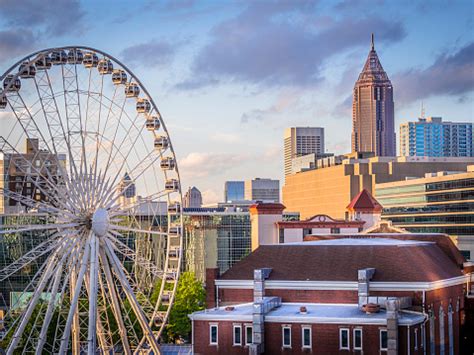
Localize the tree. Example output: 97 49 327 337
163 272 205 342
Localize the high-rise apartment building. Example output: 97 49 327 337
352 34 395 156
284 127 324 176
224 181 245 202
400 116 473 157
183 186 203 208
244 178 279 202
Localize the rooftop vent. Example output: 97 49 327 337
299 306 307 314
362 303 380 314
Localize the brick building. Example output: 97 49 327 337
190 234 474 354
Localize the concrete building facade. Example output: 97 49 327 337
352 35 395 156
400 116 473 157
284 127 325 177
283 155 474 219
244 178 279 203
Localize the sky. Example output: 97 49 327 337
0 0 473 204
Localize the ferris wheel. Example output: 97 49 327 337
0 46 183 354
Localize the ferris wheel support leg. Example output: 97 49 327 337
87 234 99 354
104 240 161 355
99 247 132 354
59 234 92 355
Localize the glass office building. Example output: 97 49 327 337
375 167 474 260
399 117 473 157
224 181 245 202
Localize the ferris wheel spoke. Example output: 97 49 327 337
0 187 75 219
103 239 160 354
0 222 79 236
32 67 79 192
0 136 73 212
0 232 64 282
106 231 164 280
99 247 132 354
6 237 73 355
62 63 87 177
108 224 168 237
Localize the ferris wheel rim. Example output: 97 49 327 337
0 45 185 352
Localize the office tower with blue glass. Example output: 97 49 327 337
400 117 473 157
224 181 245 202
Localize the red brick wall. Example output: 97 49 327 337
206 268 219 308
192 320 425 355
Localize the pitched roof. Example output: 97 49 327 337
346 189 383 212
356 35 391 85
220 237 463 283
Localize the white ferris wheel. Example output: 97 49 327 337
0 46 183 354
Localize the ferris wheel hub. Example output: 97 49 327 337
91 208 109 237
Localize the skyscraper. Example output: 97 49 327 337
244 178 280 202
183 186 203 208
224 181 245 202
400 116 473 157
284 127 325 176
352 34 395 156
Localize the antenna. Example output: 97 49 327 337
420 101 425 119
371 33 375 50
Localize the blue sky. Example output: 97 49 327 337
0 0 473 203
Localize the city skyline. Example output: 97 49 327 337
0 0 472 204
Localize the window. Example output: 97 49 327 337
331 227 340 234
354 328 362 350
380 329 388 351
302 326 311 349
282 326 291 348
339 328 349 350
245 325 253 345
233 325 242 346
209 324 218 345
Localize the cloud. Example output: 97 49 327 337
209 132 241 143
0 0 84 35
241 90 302 123
201 188 220 205
120 39 176 67
179 152 246 178
0 28 36 63
393 42 474 104
178 2 405 89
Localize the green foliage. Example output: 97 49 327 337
163 272 205 342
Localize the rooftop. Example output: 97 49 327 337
346 189 383 212
287 238 433 246
189 302 425 326
220 235 464 282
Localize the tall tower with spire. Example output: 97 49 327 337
352 34 395 156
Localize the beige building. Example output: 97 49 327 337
284 127 324 177
282 155 474 219
375 165 474 260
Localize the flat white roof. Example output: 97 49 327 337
280 238 433 246
189 302 425 326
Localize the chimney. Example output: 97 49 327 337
386 298 400 355
250 268 275 355
358 268 375 308
249 203 285 251
205 268 219 308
